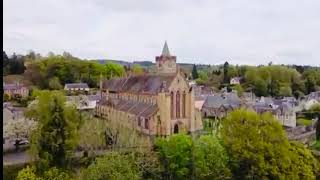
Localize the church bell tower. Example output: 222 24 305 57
155 41 177 74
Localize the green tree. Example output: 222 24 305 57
4 93 10 102
223 61 229 83
227 66 238 81
254 78 268 97
287 142 320 179
155 134 193 180
78 117 108 156
42 167 71 180
105 63 126 79
233 84 244 97
194 135 232 180
198 71 209 81
48 77 63 90
28 91 79 173
132 64 144 75
81 152 141 180
16 166 39 180
221 109 319 179
192 64 199 80
17 166 71 180
279 86 292 97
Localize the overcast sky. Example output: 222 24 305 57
4 0 320 66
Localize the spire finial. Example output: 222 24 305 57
161 41 170 56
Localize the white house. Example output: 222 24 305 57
64 83 89 91
230 77 242 85
66 95 101 110
304 99 319 110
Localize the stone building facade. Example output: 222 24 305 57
95 42 203 136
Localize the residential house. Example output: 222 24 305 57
3 83 29 98
230 77 242 85
304 99 319 110
66 94 101 110
64 83 89 92
303 91 320 110
202 93 242 119
250 100 296 128
242 92 256 103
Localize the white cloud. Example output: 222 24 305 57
4 0 320 66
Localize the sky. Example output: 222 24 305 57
3 0 320 66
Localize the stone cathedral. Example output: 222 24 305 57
95 42 203 136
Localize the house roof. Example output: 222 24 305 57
102 74 176 94
231 77 242 81
203 94 241 109
251 100 293 115
88 94 102 101
64 83 89 89
3 83 28 90
308 91 320 101
99 98 158 118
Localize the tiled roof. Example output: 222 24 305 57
203 94 241 109
99 98 158 118
3 84 28 90
65 83 89 89
102 74 176 94
88 95 102 101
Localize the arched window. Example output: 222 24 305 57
171 92 174 119
182 91 186 118
176 91 180 118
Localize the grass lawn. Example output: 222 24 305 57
296 118 312 126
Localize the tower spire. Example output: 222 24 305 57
161 41 170 56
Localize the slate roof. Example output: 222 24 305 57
161 41 170 56
99 98 158 118
102 74 176 94
202 94 241 109
88 95 102 101
230 77 242 82
3 84 28 90
251 100 293 115
64 83 89 89
308 91 320 101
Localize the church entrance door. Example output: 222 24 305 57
174 124 179 134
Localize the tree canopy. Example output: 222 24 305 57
81 152 141 180
27 91 79 173
221 109 319 179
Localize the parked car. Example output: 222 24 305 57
13 139 29 146
18 139 29 145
